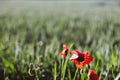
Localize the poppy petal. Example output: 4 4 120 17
88 70 99 80
85 52 90 56
63 44 69 50
84 56 93 64
60 49 67 57
70 59 79 63
76 62 84 69
59 52 66 57
71 50 79 55
70 54 79 60
59 44 69 57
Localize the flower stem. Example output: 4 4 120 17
61 58 64 80
73 68 78 80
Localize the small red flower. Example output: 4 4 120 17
59 44 69 57
70 50 93 69
87 70 99 80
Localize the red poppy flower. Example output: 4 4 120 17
59 44 69 57
87 70 99 80
70 50 93 69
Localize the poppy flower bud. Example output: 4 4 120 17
59 44 69 57
88 70 99 80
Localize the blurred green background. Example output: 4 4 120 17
0 1 120 80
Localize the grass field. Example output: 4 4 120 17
0 1 120 80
